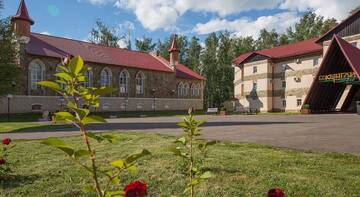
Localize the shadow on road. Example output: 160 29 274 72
13 121 307 133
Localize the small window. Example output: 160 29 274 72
282 81 286 88
253 66 257 74
282 100 286 107
313 58 319 66
281 64 288 71
351 42 357 47
135 72 145 95
31 104 42 111
252 82 257 91
297 99 302 107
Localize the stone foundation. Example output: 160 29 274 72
0 96 203 114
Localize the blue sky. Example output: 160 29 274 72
1 0 359 48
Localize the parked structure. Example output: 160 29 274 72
0 0 205 114
233 9 360 113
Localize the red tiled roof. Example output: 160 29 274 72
233 38 322 65
11 0 34 25
26 33 204 80
335 35 360 78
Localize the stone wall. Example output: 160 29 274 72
0 96 203 114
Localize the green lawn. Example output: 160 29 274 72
0 122 70 133
1 133 359 196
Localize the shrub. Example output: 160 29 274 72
0 138 14 176
38 56 150 197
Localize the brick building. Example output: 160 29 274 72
0 0 205 114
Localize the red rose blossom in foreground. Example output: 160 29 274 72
267 188 285 197
0 158 6 165
2 138 11 145
123 181 147 197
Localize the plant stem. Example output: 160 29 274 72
189 135 194 197
80 124 102 197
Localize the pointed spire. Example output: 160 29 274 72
169 34 180 52
11 0 34 25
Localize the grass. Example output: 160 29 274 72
1 132 359 196
0 122 71 133
0 110 206 123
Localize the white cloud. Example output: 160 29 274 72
280 0 360 20
115 0 282 31
82 0 360 33
193 12 300 38
40 31 51 35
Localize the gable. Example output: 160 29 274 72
317 10 360 43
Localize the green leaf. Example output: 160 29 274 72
37 81 61 92
69 56 84 75
168 146 187 158
67 103 89 120
125 149 151 164
94 87 116 96
54 72 72 82
74 149 91 159
86 132 104 143
41 137 75 156
83 115 106 124
111 176 121 185
110 160 125 169
176 121 188 128
55 112 75 122
102 134 118 144
200 171 214 179
127 165 137 173
105 190 124 197
175 137 187 145
82 185 95 193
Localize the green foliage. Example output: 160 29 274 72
185 36 202 72
38 56 150 197
135 37 156 52
255 29 279 50
88 19 122 48
0 18 20 96
156 34 188 64
169 109 217 196
286 11 337 43
303 104 311 109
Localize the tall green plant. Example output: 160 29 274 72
169 109 217 197
38 56 150 197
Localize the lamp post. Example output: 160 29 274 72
6 94 13 122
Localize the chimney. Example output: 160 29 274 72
168 34 180 69
11 0 34 39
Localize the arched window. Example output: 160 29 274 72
191 83 200 97
100 68 112 87
29 59 45 90
83 70 93 88
177 82 183 96
119 70 130 93
135 72 145 95
183 83 190 96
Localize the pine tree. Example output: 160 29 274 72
0 18 20 95
286 11 337 43
186 36 202 72
255 29 279 50
135 37 156 52
88 20 121 48
201 33 219 108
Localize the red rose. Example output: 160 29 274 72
123 181 147 197
0 158 5 165
267 188 285 197
2 138 11 145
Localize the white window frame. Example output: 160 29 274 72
119 70 130 94
83 69 93 88
178 82 183 96
191 83 200 97
100 68 112 87
29 59 45 90
183 83 190 96
135 71 145 95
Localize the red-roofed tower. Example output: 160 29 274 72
11 0 34 39
169 34 180 69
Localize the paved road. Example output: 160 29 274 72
1 114 360 154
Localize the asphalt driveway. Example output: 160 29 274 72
1 114 360 154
